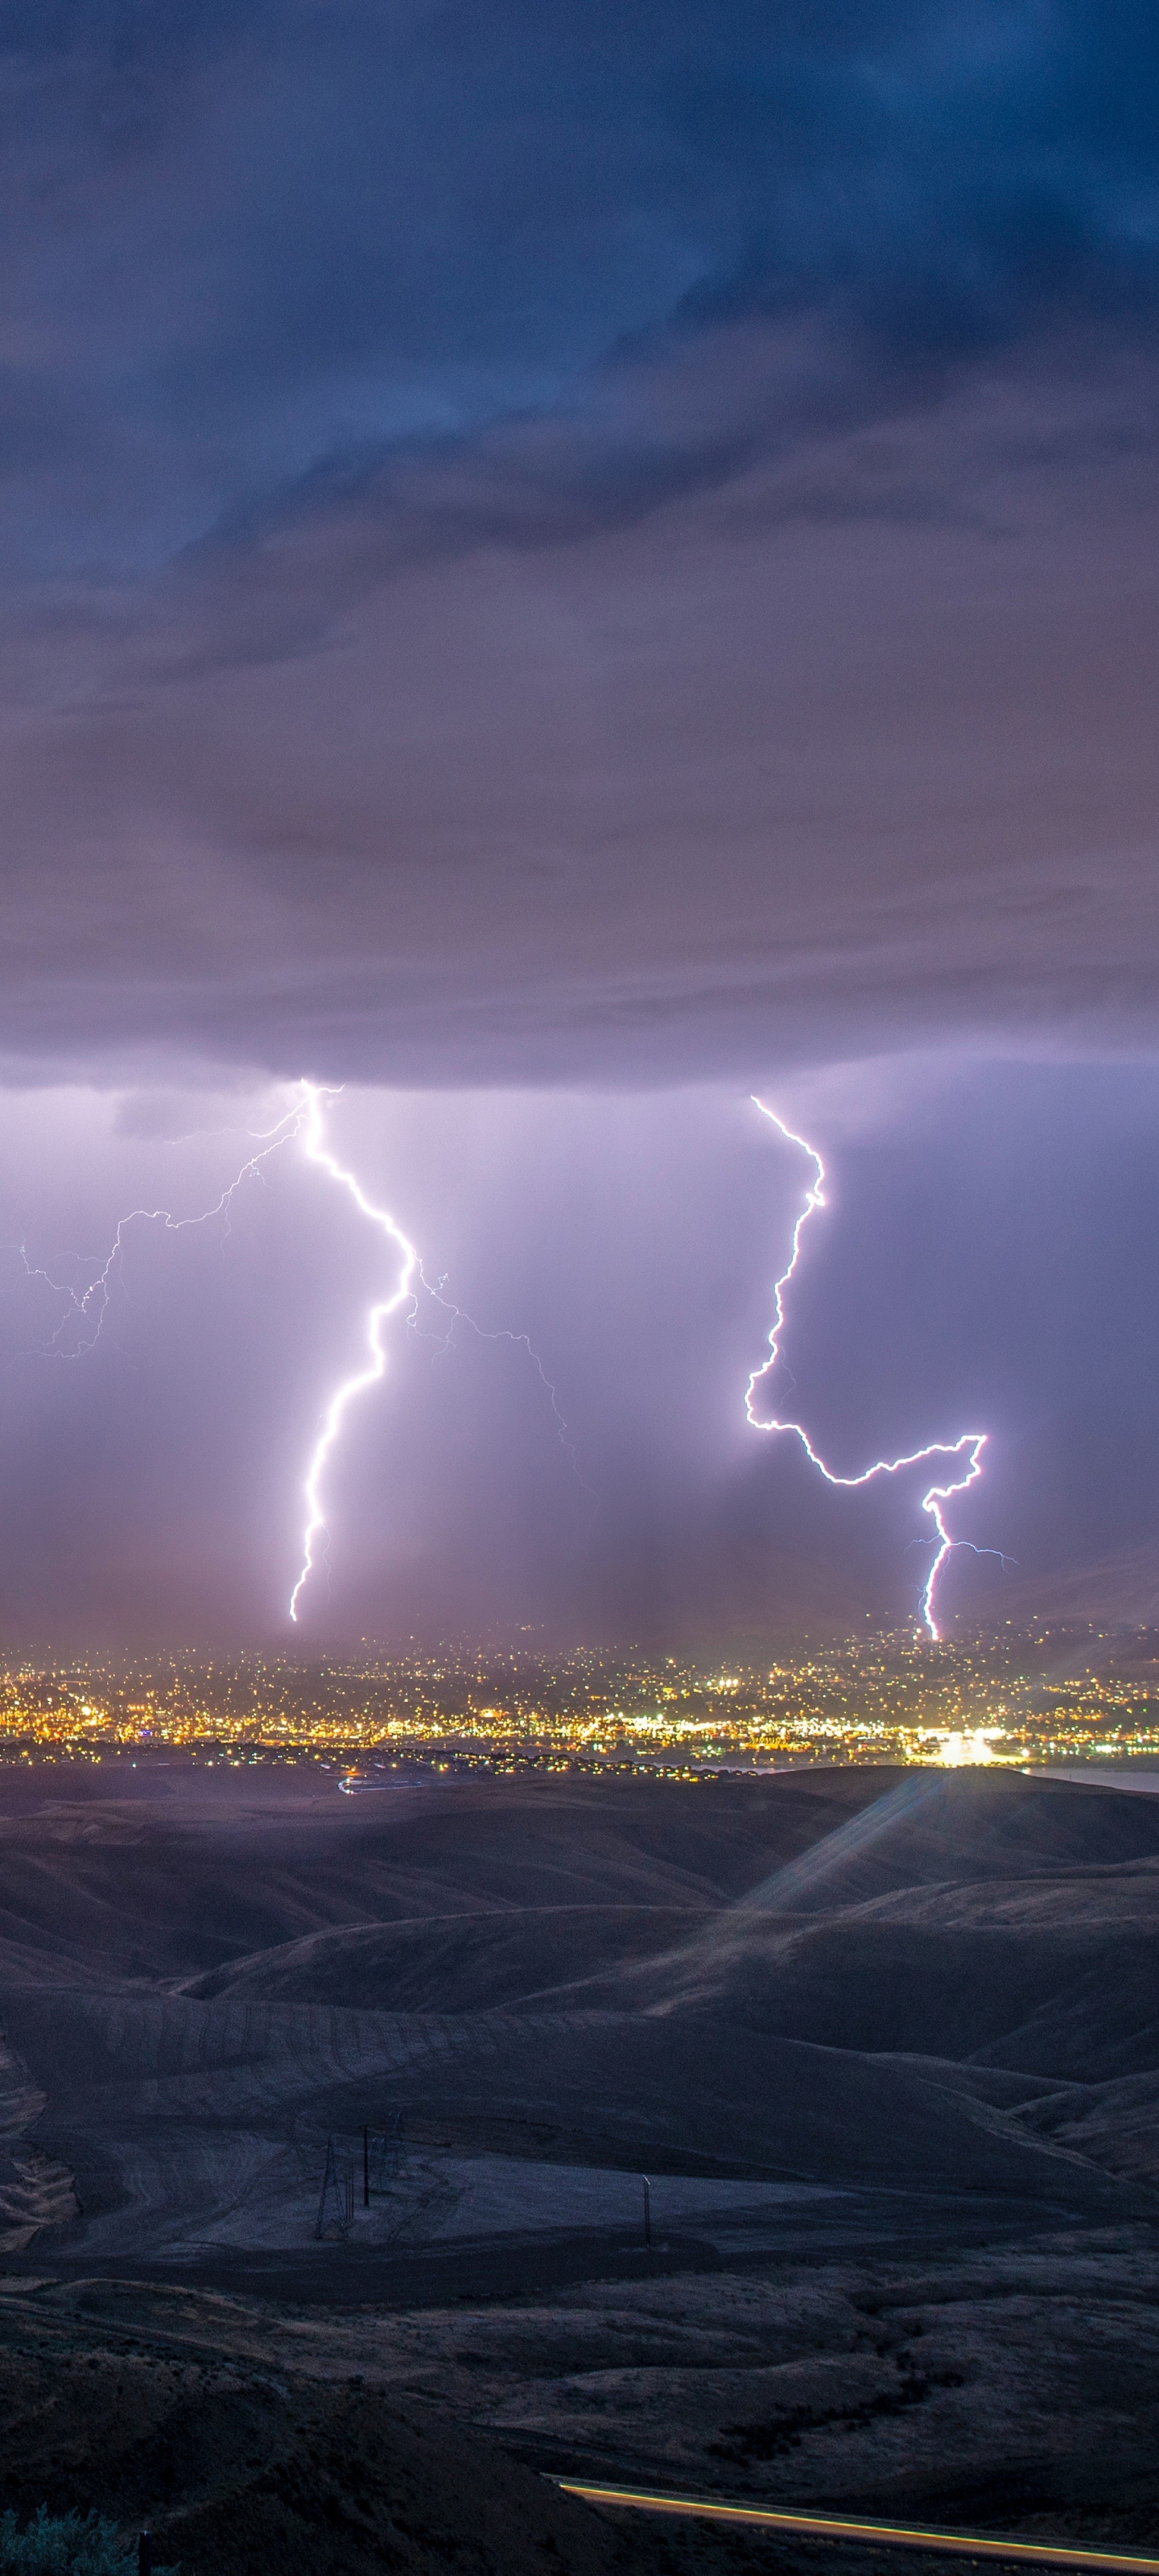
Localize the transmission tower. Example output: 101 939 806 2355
315 2135 352 2240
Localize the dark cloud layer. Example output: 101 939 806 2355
0 7 1157 1648
0 0 1155 1084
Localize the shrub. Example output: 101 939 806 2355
0 2507 176 2574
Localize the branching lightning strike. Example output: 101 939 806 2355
410 1270 591 1492
288 1085 585 1616
745 1098 994 1638
14 1103 304 1360
287 1084 419 1620
16 1084 990 1638
14 1079 577 1624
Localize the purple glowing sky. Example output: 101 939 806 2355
0 2 1157 1649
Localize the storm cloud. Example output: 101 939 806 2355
0 0 1155 1086
0 5 1157 1646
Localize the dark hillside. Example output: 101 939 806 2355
0 1761 1155 2293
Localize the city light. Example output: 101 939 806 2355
1 1631 1156 1774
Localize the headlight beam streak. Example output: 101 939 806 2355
556 2483 1159 2574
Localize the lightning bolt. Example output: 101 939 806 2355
289 1084 587 1617
409 1271 591 1492
10 1080 578 1624
745 1098 996 1639
288 1084 419 1621
13 1098 305 1360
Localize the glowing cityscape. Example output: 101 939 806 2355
2 1632 1157 1775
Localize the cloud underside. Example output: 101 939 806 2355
3 358 1158 1089
0 2 1156 1084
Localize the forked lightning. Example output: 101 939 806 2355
18 1086 996 1635
287 1084 419 1620
745 1099 992 1638
16 1080 573 1624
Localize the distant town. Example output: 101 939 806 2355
2 1628 1159 1773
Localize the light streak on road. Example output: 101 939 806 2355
558 2483 1159 2574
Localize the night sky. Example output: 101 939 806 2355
1 2 1157 1649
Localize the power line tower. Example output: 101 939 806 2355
315 2135 351 2240
366 2111 404 2197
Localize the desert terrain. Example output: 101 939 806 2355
1 1758 1158 2574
